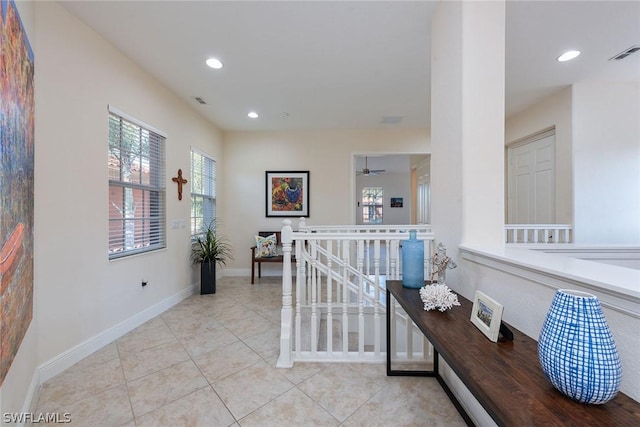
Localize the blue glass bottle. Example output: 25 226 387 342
402 230 424 288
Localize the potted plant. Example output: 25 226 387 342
191 222 234 294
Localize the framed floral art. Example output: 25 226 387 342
265 171 309 217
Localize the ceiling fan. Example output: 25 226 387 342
356 156 386 176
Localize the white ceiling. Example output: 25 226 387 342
60 1 640 132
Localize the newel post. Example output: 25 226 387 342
277 219 294 368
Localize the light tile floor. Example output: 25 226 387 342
35 277 466 426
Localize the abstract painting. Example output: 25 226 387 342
265 171 309 217
0 0 35 386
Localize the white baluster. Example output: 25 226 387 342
357 240 365 355
295 236 302 360
390 240 399 280
326 240 333 355
342 240 349 357
374 239 381 355
277 219 294 368
406 317 414 360
384 238 390 278
310 239 318 354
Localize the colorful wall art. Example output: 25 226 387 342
265 171 309 217
0 0 35 386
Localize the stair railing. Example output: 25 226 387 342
277 218 435 368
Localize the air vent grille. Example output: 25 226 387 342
609 45 640 61
194 97 207 105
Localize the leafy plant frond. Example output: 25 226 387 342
191 221 234 266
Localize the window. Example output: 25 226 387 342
362 187 383 223
190 149 216 237
108 108 166 259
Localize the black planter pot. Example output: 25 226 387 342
200 261 216 294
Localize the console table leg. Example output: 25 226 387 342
386 291 475 426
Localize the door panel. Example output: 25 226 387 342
515 174 531 223
508 133 555 224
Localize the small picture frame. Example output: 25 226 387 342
390 197 403 208
470 291 504 342
265 171 310 217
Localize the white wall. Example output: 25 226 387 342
1 1 224 417
222 129 429 274
505 87 573 225
573 81 640 244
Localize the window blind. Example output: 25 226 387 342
108 110 166 259
190 149 216 236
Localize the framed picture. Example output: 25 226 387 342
390 197 403 208
266 171 310 217
470 291 504 342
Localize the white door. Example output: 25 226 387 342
508 132 555 224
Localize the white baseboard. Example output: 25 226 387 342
23 283 197 419
21 363 41 416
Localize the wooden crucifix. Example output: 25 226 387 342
171 169 188 200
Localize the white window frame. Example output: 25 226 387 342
190 148 216 237
362 187 384 224
108 106 166 259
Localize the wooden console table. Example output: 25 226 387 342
386 280 640 427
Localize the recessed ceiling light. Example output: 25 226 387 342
247 111 259 119
205 58 223 69
557 50 581 62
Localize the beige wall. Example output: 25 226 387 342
1 1 224 416
34 0 223 361
221 129 429 274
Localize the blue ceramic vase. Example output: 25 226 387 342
538 289 622 404
402 230 424 289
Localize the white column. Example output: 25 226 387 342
430 0 506 292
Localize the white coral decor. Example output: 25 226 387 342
419 284 461 312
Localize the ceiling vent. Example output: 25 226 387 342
194 97 207 105
609 45 640 61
